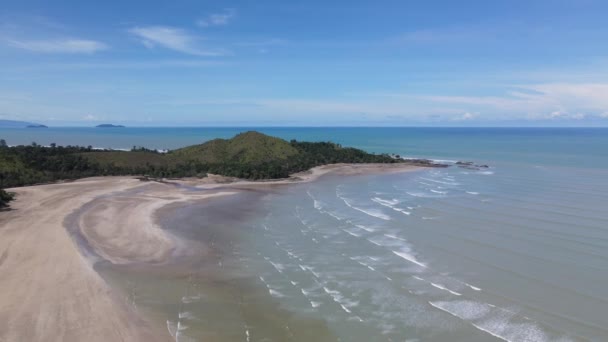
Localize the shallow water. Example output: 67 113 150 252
44 127 608 340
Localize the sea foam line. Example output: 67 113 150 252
419 177 460 186
371 197 411 215
429 282 462 296
392 250 427 268
429 300 554 342
413 276 461 296
336 188 391 220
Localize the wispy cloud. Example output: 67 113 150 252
404 83 608 120
197 9 236 27
129 26 227 56
237 83 608 123
4 38 107 54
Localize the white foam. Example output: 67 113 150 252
430 301 554 342
338 193 391 220
350 204 391 220
466 191 480 195
323 286 340 296
392 251 427 268
356 224 377 233
178 311 197 320
429 300 491 321
307 190 325 211
430 282 462 296
465 283 482 291
340 304 352 313
181 295 202 304
472 320 549 342
166 320 177 339
384 234 407 242
419 177 460 186
430 189 447 194
471 323 511 342
407 191 435 198
269 289 285 298
478 171 494 175
322 286 356 313
299 264 320 278
314 200 323 210
367 238 383 247
177 320 188 331
268 261 285 273
326 211 343 221
371 197 400 206
372 197 411 215
352 259 376 271
342 228 362 238
310 301 322 308
431 159 457 164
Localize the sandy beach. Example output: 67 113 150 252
0 163 420 342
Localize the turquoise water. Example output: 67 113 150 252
10 127 608 341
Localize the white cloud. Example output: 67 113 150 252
404 83 608 121
548 110 566 119
5 38 107 54
453 112 476 121
197 9 236 27
129 26 227 56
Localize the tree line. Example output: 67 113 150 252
0 138 402 206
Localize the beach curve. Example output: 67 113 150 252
0 163 421 341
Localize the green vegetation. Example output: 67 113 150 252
0 189 13 208
0 131 432 195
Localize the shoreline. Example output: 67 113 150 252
0 163 422 342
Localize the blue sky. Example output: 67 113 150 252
1 0 608 126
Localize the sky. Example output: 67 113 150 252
1 0 608 126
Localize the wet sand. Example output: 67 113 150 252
0 164 420 342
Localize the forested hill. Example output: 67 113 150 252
0 131 437 196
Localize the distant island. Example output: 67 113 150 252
0 119 47 128
96 124 125 128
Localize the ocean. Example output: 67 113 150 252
7 127 608 341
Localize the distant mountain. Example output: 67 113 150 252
0 120 46 128
27 124 48 128
96 124 125 128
